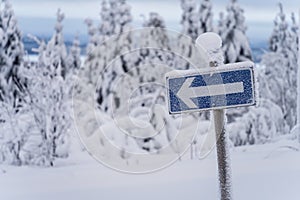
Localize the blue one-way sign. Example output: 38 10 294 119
166 61 256 114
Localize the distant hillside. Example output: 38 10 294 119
23 35 88 55
23 36 268 63
250 40 268 62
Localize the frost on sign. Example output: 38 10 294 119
166 61 256 114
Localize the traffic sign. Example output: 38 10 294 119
166 61 256 114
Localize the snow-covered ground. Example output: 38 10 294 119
25 55 86 63
1 140 299 200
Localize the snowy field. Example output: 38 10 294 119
1 0 300 199
1 140 300 200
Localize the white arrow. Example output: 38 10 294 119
176 77 244 109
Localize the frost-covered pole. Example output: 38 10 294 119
213 109 233 200
297 9 300 127
196 33 233 200
297 10 300 143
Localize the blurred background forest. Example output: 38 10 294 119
0 0 299 167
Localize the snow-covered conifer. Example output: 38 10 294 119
18 9 73 166
113 0 132 34
0 0 24 106
92 0 133 113
67 35 81 74
0 0 28 166
198 0 214 34
178 0 200 70
0 99 33 165
261 4 297 131
180 0 199 41
21 61 72 166
219 0 252 63
46 9 68 78
122 13 177 152
99 0 113 36
83 18 103 85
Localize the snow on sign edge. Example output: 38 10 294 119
166 61 257 114
165 61 255 78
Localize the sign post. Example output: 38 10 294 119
199 33 233 200
166 33 256 200
297 10 300 137
213 108 232 200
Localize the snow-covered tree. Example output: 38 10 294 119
81 10 184 154
83 19 103 85
290 12 299 55
219 0 252 64
180 0 199 41
66 35 81 74
228 98 285 146
137 12 173 83
261 4 297 131
21 61 72 166
0 0 27 166
99 12 171 114
0 0 24 106
84 0 133 113
178 0 200 70
269 11 281 52
113 0 132 35
99 0 113 36
268 4 295 54
233 4 300 146
120 12 177 152
18 9 73 166
198 0 214 34
47 9 68 78
217 12 225 32
216 0 253 132
178 0 215 71
0 100 33 165
231 4 298 143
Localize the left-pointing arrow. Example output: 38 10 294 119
176 77 244 109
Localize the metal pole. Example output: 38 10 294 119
297 10 300 143
196 32 233 200
210 44 233 200
213 109 233 200
210 45 233 200
297 10 300 126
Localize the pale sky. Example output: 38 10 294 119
9 0 300 42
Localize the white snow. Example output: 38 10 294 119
196 32 222 51
166 61 254 77
1 142 300 200
0 1 299 200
